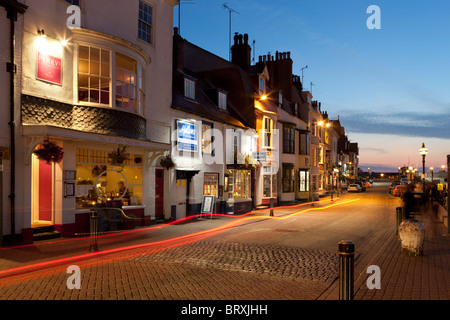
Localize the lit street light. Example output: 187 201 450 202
419 143 428 200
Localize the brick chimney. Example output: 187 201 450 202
267 51 293 100
231 33 251 69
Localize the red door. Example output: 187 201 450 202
155 169 164 218
39 159 53 222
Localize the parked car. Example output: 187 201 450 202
355 181 366 191
392 185 407 197
348 184 362 193
389 181 400 194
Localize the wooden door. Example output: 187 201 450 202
155 169 164 218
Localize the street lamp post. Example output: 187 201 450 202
419 143 428 201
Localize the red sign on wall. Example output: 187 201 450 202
37 52 62 85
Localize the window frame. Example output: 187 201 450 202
115 52 138 113
218 90 227 110
262 165 277 198
283 124 295 154
76 44 145 115
184 77 196 100
282 163 295 193
262 116 274 149
298 170 310 192
299 132 309 155
203 173 219 198
258 77 265 94
138 0 153 44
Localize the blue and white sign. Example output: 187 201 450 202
177 120 198 152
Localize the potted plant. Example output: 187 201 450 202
33 140 64 164
160 151 176 170
108 145 129 168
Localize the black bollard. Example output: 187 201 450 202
339 240 355 300
270 198 274 216
89 210 99 252
396 207 403 233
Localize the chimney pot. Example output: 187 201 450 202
244 34 248 44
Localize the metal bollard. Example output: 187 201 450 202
270 198 274 216
89 210 99 252
396 207 402 236
339 240 355 300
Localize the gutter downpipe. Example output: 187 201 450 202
3 0 27 244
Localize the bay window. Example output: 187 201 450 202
78 45 111 105
115 52 137 112
77 44 144 114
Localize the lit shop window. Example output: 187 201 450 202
227 169 251 199
75 149 143 209
115 53 137 112
204 173 219 197
299 170 309 192
78 46 111 105
263 165 277 198
138 0 153 44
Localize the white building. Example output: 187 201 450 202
1 0 177 244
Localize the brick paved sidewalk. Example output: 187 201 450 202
319 206 450 300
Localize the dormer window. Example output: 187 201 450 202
259 77 265 94
184 77 195 99
218 91 227 110
278 90 283 107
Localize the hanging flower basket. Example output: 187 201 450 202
160 152 176 170
33 140 64 164
108 145 130 166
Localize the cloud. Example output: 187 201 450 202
337 110 450 139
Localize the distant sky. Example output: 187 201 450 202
175 0 450 172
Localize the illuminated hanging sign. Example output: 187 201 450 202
37 52 62 85
177 120 198 152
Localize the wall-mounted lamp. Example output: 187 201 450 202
260 94 268 101
37 29 46 37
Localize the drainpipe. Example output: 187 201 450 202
3 0 27 243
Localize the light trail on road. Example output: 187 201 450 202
0 198 360 285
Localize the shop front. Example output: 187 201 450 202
22 124 170 242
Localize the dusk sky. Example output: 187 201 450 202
175 0 450 172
